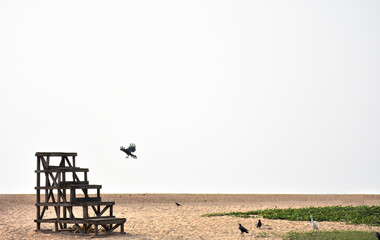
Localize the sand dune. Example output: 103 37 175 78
0 194 379 240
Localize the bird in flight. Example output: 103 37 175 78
120 143 137 159
256 219 262 229
238 223 249 235
175 202 182 207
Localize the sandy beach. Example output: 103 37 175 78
1 194 379 240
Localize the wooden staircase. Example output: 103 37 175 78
35 152 126 235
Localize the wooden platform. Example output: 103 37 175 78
35 152 126 235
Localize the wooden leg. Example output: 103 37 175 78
95 224 98 235
121 223 124 233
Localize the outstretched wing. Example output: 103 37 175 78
120 146 129 154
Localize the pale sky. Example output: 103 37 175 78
0 0 379 194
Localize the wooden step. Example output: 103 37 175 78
35 184 102 190
73 197 101 203
59 181 89 186
86 217 126 225
35 216 122 224
36 152 77 157
35 217 126 235
35 167 89 173
35 201 115 207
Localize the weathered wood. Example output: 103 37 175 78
35 152 77 157
35 152 125 235
59 181 89 186
35 201 115 207
40 206 47 219
83 206 88 219
35 168 89 173
108 223 122 233
35 217 125 224
63 206 67 228
35 184 102 190
121 222 124 233
72 171 81 182
73 197 102 203
97 205 110 217
64 156 73 167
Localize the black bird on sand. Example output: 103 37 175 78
238 223 249 235
120 143 137 159
257 219 262 229
376 232 380 240
175 202 182 207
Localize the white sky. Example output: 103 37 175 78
0 0 379 194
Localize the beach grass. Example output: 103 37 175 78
285 231 378 240
202 205 380 226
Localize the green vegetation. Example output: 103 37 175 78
285 231 378 240
202 205 380 226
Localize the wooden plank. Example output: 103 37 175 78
70 189 75 203
35 168 89 173
40 156 49 169
35 217 125 224
35 201 115 207
72 172 81 182
40 206 47 219
35 152 77 157
107 223 121 233
69 206 75 220
85 218 126 225
63 206 67 229
36 155 41 230
91 205 99 215
83 206 88 219
73 197 101 203
121 222 124 233
97 205 110 217
59 156 65 167
59 181 89 186
64 156 73 167
35 184 102 190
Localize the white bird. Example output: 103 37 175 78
310 215 319 233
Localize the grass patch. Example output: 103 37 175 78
202 205 380 226
285 231 378 240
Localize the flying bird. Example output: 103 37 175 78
376 232 380 240
311 215 319 233
120 143 137 159
238 223 249 235
175 202 182 207
256 219 262 229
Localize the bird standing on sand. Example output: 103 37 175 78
311 215 319 233
256 219 262 229
120 143 137 159
238 223 249 235
175 202 182 207
376 232 380 240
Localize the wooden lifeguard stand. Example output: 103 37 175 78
35 152 126 235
